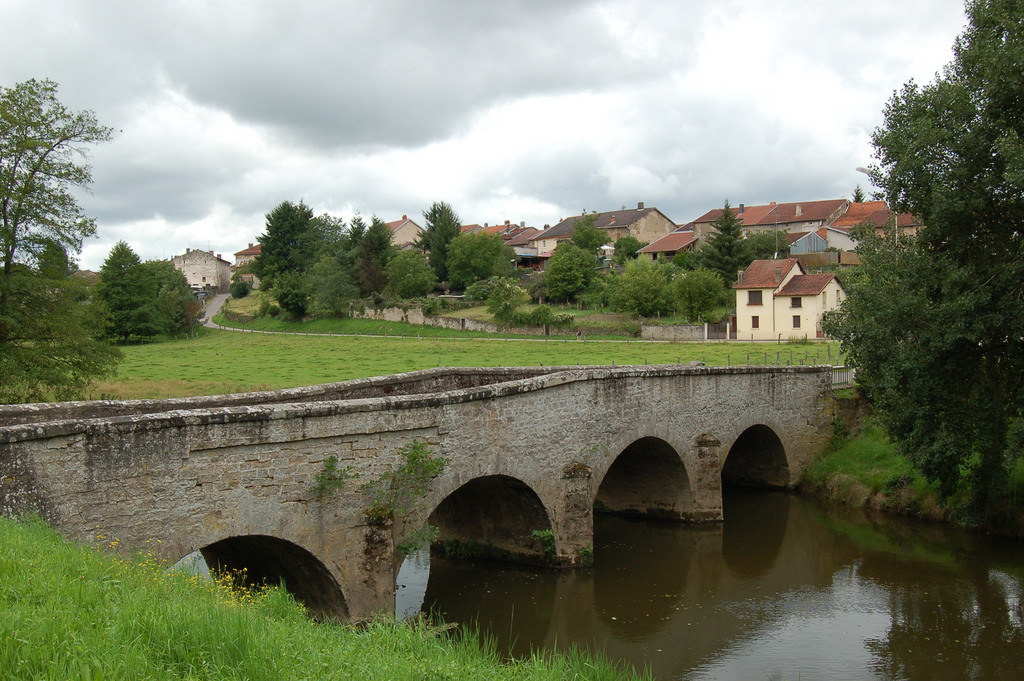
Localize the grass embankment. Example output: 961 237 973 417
800 422 945 520
0 516 648 681
93 327 842 400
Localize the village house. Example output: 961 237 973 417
386 215 424 249
733 258 845 342
528 202 675 265
690 199 850 241
233 243 262 288
170 248 232 293
637 227 697 261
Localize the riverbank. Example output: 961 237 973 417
799 395 1024 536
0 516 648 681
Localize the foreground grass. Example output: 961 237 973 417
0 516 648 681
800 423 944 519
92 328 842 399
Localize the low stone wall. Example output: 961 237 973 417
639 324 706 341
352 306 548 336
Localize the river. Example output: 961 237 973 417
396 489 1024 680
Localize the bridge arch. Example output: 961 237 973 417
198 534 347 620
594 436 694 520
427 474 554 563
721 424 791 489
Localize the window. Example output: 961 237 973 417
751 316 759 329
748 290 762 305
791 297 802 308
792 315 801 329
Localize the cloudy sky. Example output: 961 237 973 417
2 0 967 270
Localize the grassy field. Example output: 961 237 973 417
0 516 648 681
93 327 843 400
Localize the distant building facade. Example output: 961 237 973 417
171 248 232 293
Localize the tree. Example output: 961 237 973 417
0 78 118 400
97 241 161 342
745 230 790 261
385 250 436 299
544 242 595 302
142 259 200 337
446 232 515 289
252 200 316 290
609 259 673 317
673 268 725 322
695 201 749 285
569 214 608 254
417 201 462 282
826 0 1024 518
611 235 644 265
485 278 530 325
852 184 866 202
357 216 395 295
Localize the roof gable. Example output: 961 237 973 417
776 273 839 297
733 258 803 289
535 205 671 240
638 230 696 253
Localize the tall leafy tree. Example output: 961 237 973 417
446 232 515 290
0 78 118 400
417 201 462 282
696 200 749 285
826 0 1024 518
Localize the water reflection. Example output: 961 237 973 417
400 490 1024 680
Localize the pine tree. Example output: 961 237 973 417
696 201 748 285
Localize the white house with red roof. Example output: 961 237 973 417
733 259 845 341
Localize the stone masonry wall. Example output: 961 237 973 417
0 365 833 619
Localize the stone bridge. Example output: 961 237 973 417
0 365 835 620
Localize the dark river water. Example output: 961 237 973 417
396 490 1024 680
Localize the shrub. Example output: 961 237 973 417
230 280 252 299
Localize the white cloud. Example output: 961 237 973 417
0 0 968 269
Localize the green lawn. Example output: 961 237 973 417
0 516 647 681
94 327 842 400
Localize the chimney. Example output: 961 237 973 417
775 267 783 283
637 201 645 210
795 204 802 217
402 214 407 220
737 269 745 281
248 243 253 248
521 221 525 228
505 219 510 225
739 203 745 214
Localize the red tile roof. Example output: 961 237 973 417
505 228 541 247
733 258 803 289
777 273 838 296
387 216 422 233
234 243 261 257
638 230 696 253
694 200 848 227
